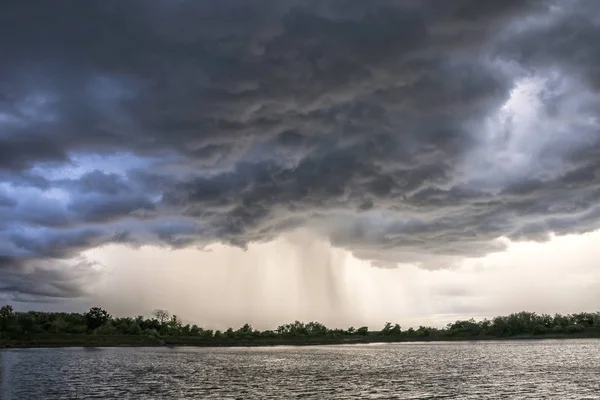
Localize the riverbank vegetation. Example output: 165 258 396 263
1 306 599 348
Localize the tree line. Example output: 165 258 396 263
1 305 599 345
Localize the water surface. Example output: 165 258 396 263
1 340 599 399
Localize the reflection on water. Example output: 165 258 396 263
1 340 599 399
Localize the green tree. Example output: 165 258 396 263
416 326 430 337
380 322 401 336
306 321 328 336
190 325 201 336
380 322 393 335
356 326 369 335
0 305 15 337
17 312 41 335
236 323 253 337
167 315 183 335
84 307 110 332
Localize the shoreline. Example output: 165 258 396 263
3 333 598 350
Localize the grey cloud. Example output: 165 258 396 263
64 171 131 195
1 0 599 299
496 0 600 90
0 259 102 300
8 227 110 260
0 193 16 207
0 0 536 169
68 193 156 223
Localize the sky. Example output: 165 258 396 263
0 0 599 329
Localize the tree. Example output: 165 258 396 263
416 326 429 337
190 325 201 336
17 312 41 335
236 323 253 337
380 322 400 336
306 321 328 336
167 315 183 335
380 322 393 335
356 326 369 336
276 325 287 335
84 307 110 332
153 309 170 324
0 305 15 337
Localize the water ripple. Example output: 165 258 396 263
1 340 599 399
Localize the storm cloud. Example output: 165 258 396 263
1 0 600 299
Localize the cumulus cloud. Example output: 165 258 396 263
1 0 600 299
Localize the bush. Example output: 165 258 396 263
552 325 563 334
532 325 547 335
566 324 585 334
144 328 159 337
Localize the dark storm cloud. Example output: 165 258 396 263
1 0 599 298
0 258 101 299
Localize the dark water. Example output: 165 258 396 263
1 340 599 399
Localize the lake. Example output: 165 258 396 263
1 340 599 399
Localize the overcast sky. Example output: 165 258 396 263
1 0 599 329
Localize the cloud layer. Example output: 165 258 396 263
1 0 600 299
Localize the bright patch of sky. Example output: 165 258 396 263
461 73 600 191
